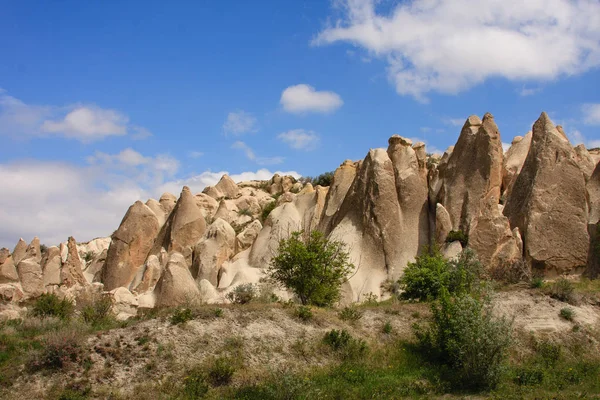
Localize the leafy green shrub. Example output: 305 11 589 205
530 276 544 289
445 230 468 247
560 307 575 321
31 293 74 320
238 208 253 217
548 278 575 303
338 306 363 322
171 308 194 325
213 308 223 318
323 329 352 351
207 356 236 386
300 171 334 187
268 230 354 306
261 201 276 221
82 251 95 263
182 366 209 399
514 366 544 386
226 284 256 304
398 248 483 301
322 329 367 360
294 306 313 322
382 321 392 334
28 330 84 371
415 292 512 390
81 295 113 326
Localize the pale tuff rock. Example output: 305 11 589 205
0 284 23 302
327 148 402 300
41 246 61 286
0 255 18 284
387 135 430 265
574 144 596 180
235 219 262 253
146 198 167 228
195 193 219 219
437 113 503 233
83 249 107 284
11 239 27 266
502 132 532 199
76 237 111 258
103 201 160 291
235 196 262 217
61 236 88 287
441 241 463 261
25 237 42 263
16 259 44 297
110 287 138 319
59 242 68 263
198 279 219 303
159 193 177 215
133 255 163 293
154 252 200 307
319 160 358 232
214 174 240 199
435 203 452 245
504 112 589 275
0 248 8 265
468 195 522 271
166 187 207 254
268 174 295 194
427 146 454 208
192 218 236 286
586 163 600 277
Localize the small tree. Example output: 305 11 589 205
268 231 354 306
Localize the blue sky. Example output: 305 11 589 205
1 0 600 247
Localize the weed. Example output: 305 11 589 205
530 276 545 289
226 284 256 304
294 306 313 322
261 201 276 221
207 356 236 386
81 295 114 327
28 329 84 371
182 366 209 399
170 308 194 325
31 293 74 320
382 321 393 334
560 307 575 321
446 230 468 247
548 278 575 303
338 306 364 322
238 208 253 217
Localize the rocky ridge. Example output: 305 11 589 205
1 112 598 317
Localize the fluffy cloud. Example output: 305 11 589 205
0 89 150 141
314 0 600 101
223 110 258 135
280 84 343 114
231 141 284 165
582 104 600 125
0 152 300 247
277 129 320 150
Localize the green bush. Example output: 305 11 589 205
294 306 313 322
530 276 544 289
28 330 84 371
560 307 575 321
226 284 256 304
415 292 512 390
171 308 194 325
300 171 334 187
268 230 354 307
182 366 209 399
31 293 75 320
382 321 393 334
261 201 276 221
322 329 367 360
207 356 236 386
398 248 483 301
445 230 468 247
323 329 352 351
338 306 363 322
238 208 253 217
548 278 575 303
81 295 113 326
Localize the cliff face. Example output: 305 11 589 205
2 112 598 307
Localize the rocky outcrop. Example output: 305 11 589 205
155 252 200 307
586 163 600 277
192 218 236 286
319 160 357 232
437 114 503 233
16 259 44 297
203 175 240 200
25 237 42 263
502 132 532 199
0 249 18 283
11 239 27 266
504 112 589 275
61 236 87 287
159 193 177 215
133 255 163 293
103 201 160 291
235 220 262 253
435 203 452 246
41 246 61 286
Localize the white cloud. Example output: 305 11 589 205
280 84 343 114
444 117 466 127
313 0 600 101
582 104 600 125
277 129 320 150
231 141 284 165
188 151 204 159
223 110 258 135
0 153 300 247
502 142 511 152
419 127 431 133
0 89 150 142
518 87 543 97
